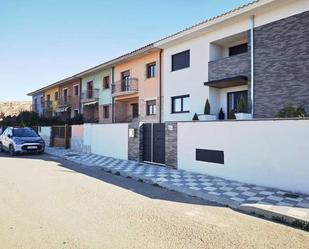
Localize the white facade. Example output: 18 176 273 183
159 0 309 122
177 119 309 194
38 126 51 147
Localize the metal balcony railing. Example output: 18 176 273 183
58 96 72 107
43 101 53 111
81 89 99 103
112 78 138 96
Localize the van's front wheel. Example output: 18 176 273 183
9 144 16 156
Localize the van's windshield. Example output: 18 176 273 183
13 128 39 138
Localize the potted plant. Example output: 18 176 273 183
199 99 216 121
218 108 225 120
192 113 199 121
235 94 252 120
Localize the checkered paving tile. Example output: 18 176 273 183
47 147 309 222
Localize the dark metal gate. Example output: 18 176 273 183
51 125 71 149
143 123 165 165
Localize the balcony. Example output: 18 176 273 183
58 96 72 107
112 78 138 96
208 52 250 82
43 101 53 110
81 89 99 104
43 101 53 117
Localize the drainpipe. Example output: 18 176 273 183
159 49 163 123
250 15 255 117
79 78 82 115
112 66 115 123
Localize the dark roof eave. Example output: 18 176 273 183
204 75 248 89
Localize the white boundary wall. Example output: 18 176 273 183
38 126 51 147
178 119 309 194
84 123 129 160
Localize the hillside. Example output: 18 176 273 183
0 101 32 118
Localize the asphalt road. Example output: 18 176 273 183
0 152 308 249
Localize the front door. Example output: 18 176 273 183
132 103 139 119
121 71 130 91
143 123 166 165
227 90 248 119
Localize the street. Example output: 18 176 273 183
0 153 308 249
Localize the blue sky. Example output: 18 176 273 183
0 0 252 101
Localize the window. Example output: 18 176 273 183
87 81 93 98
74 109 79 117
74 85 79 96
227 90 248 119
121 70 131 91
146 100 156 115
172 50 190 71
103 76 110 89
33 98 38 112
103 106 110 119
146 62 156 78
132 103 139 118
63 89 68 104
171 95 190 113
40 96 43 104
229 43 248 56
54 92 59 101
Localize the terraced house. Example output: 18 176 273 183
42 85 59 117
29 0 309 123
77 67 113 123
31 92 44 116
28 77 81 119
113 46 162 123
157 0 309 121
56 77 81 119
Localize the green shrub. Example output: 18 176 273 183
192 113 199 121
0 111 84 127
204 99 210 115
276 105 307 118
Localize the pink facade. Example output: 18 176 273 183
71 124 84 138
114 50 162 123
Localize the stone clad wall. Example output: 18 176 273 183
165 122 177 168
128 122 143 161
253 11 309 118
208 52 250 81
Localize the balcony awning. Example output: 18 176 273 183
55 107 70 113
204 76 248 89
83 101 98 106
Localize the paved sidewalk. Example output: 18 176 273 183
46 147 309 228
